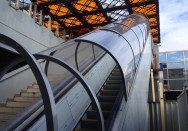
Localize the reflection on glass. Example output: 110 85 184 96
163 80 168 85
167 52 184 62
185 62 188 68
164 85 168 90
159 53 166 62
168 62 184 68
184 51 188 61
168 69 185 79
169 80 184 90
163 69 167 79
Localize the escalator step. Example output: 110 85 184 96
97 96 117 103
81 119 98 129
75 129 98 131
87 110 111 120
103 84 121 90
109 76 122 80
106 80 122 84
111 72 121 76
93 102 114 110
100 90 119 96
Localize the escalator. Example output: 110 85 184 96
0 14 152 131
75 66 123 130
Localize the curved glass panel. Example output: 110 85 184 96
133 25 144 50
77 30 135 93
121 29 141 67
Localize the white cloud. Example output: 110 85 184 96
159 0 188 52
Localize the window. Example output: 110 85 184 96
159 53 166 62
168 69 185 79
168 62 184 68
167 52 184 62
169 80 184 90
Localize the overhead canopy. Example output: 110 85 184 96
27 0 160 43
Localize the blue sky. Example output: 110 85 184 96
159 0 188 52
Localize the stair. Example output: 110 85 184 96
75 66 123 130
0 83 41 126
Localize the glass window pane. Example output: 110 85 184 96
185 62 188 68
164 80 168 85
167 52 184 62
164 85 168 90
168 62 184 68
184 51 188 61
159 53 166 62
169 80 185 90
168 69 186 79
163 69 167 79
161 63 167 68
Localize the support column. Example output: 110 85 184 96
33 4 37 21
55 23 59 37
16 0 20 8
39 10 43 25
48 16 51 30
29 2 32 17
158 71 166 131
63 29 66 41
151 69 156 102
69 29 72 40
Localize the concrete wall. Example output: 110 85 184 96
0 0 65 54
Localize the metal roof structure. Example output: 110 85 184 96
24 0 160 43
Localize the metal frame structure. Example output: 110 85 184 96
159 50 188 90
18 0 160 43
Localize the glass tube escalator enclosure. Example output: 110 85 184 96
76 13 150 96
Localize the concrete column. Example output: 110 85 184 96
158 71 166 131
28 2 32 17
16 0 20 8
153 45 160 69
69 29 72 40
55 23 59 37
151 69 156 102
33 4 37 21
39 10 43 25
48 16 51 30
63 29 66 40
